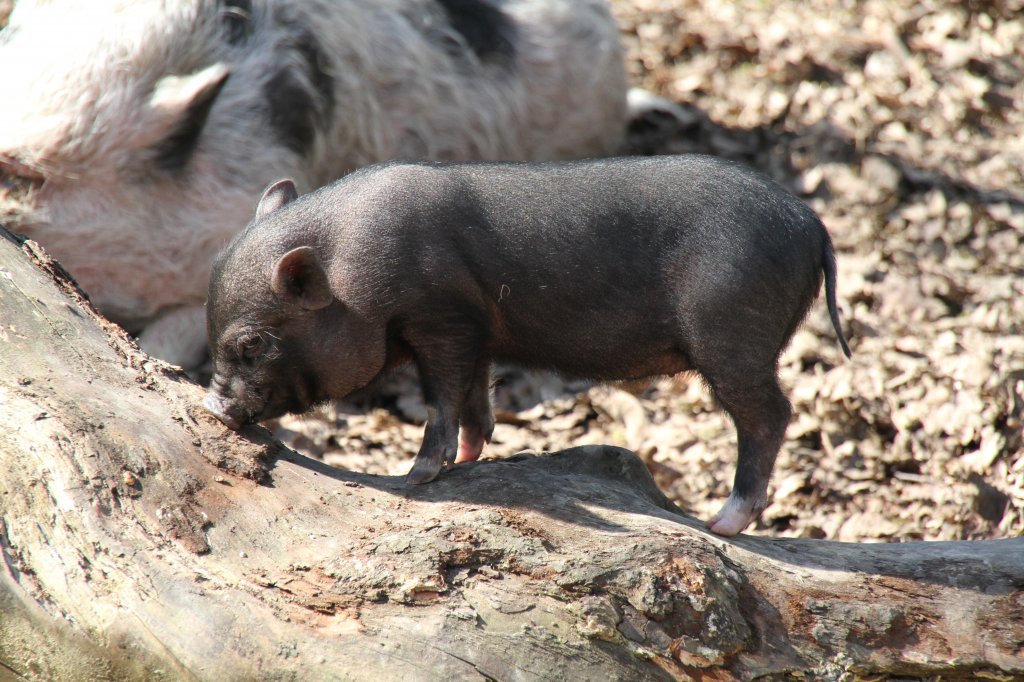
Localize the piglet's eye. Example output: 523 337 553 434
235 333 265 360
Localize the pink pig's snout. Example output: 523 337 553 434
204 391 244 430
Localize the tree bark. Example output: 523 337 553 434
1 228 1021 681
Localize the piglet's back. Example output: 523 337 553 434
310 156 829 374
331 155 825 263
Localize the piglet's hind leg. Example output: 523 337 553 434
706 377 791 537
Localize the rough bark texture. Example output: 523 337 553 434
1 229 1022 681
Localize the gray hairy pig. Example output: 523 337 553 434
204 155 852 536
0 0 628 369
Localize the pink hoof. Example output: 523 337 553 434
455 432 485 463
707 495 758 537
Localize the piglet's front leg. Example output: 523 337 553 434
407 404 461 484
405 328 485 484
456 359 494 463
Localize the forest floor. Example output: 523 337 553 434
272 0 1024 542
5 0 1020 541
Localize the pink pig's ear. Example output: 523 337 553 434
271 246 332 310
139 63 230 153
255 179 298 219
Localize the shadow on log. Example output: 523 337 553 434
1 229 1022 680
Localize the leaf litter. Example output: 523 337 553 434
270 0 1022 541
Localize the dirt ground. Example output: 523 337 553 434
271 0 1024 542
4 1 1021 541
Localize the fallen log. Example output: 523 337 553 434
1 229 1021 680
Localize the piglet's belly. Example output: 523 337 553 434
490 338 691 382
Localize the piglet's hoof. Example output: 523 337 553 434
707 494 761 537
456 433 485 463
406 456 444 485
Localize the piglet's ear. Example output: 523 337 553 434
271 246 333 310
255 179 298 220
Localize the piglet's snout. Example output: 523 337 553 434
204 391 244 430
